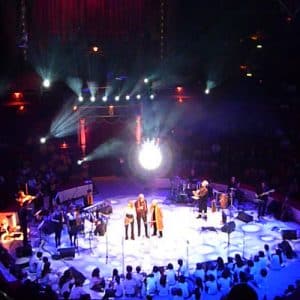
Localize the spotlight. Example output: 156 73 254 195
92 46 99 52
78 95 83 102
73 105 78 112
18 105 25 111
43 79 50 88
90 95 96 102
102 96 107 102
77 159 83 165
40 137 47 144
256 44 263 49
115 95 120 101
149 94 155 100
205 88 210 94
136 94 141 100
125 95 130 100
144 78 149 84
246 72 253 77
138 139 162 170
176 86 183 93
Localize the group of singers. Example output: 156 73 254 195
124 194 163 240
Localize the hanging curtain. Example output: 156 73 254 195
30 0 145 41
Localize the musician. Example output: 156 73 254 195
256 181 271 218
227 176 238 193
84 189 93 207
194 180 209 220
18 200 30 246
66 207 78 246
51 206 64 247
16 190 35 208
134 194 149 238
124 201 135 240
150 199 163 238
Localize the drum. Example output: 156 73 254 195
219 193 228 209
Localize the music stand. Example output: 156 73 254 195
221 221 237 249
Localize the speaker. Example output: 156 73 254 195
281 229 297 240
58 247 75 259
221 221 236 234
236 211 253 223
15 244 32 258
69 266 86 285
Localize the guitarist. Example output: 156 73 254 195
194 180 209 220
256 181 273 219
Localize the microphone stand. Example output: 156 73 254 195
186 240 189 271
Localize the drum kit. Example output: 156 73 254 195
169 176 201 202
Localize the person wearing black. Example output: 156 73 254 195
66 208 78 246
256 181 272 219
134 194 149 238
51 206 64 247
18 201 30 246
193 180 209 220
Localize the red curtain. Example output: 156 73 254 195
31 0 145 40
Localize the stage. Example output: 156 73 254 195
2 178 300 299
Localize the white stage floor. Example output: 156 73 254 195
4 183 300 300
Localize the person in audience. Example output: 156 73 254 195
205 274 218 295
177 258 189 277
176 275 189 298
123 272 137 297
258 250 268 270
194 278 203 300
29 251 43 273
227 283 258 300
146 273 157 298
59 269 74 299
103 274 123 299
166 263 177 287
264 244 271 261
218 268 232 297
157 274 169 297
124 200 135 240
89 267 105 292
193 262 205 282
133 266 144 298
69 279 87 299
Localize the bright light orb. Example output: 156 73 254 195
138 139 162 170
43 79 50 88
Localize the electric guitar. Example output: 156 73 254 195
255 189 275 198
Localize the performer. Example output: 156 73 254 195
16 190 36 208
193 180 209 220
124 201 135 240
84 189 93 207
51 206 64 248
150 199 163 238
134 194 149 238
256 181 273 219
66 207 78 246
18 200 30 246
227 176 238 193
